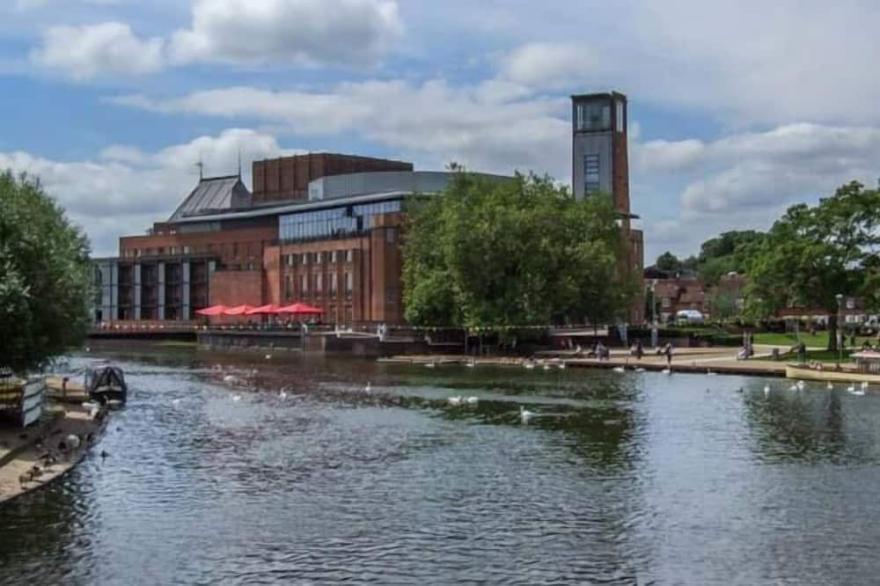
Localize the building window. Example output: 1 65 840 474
616 100 625 133
302 253 309 265
316 251 323 264
287 254 294 267
316 273 323 293
285 275 293 300
345 272 353 296
330 272 338 295
346 249 354 263
330 250 337 263
300 273 308 294
183 245 191 255
577 101 611 132
584 154 600 194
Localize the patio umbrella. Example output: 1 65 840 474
195 304 227 316
278 302 324 315
223 305 256 316
245 304 281 315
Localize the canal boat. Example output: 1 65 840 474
84 365 128 406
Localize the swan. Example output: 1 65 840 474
448 396 462 406
523 362 535 370
232 394 242 402
364 382 371 393
788 384 798 391
826 382 834 390
425 361 436 369
279 390 288 399
707 370 717 376
465 396 479 405
264 354 272 360
558 361 567 370
520 406 535 424
763 385 770 396
172 398 181 407
861 381 869 391
542 363 552 371
661 368 672 375
222 374 237 384
847 384 865 396
466 360 476 368
796 380 806 390
612 366 626 374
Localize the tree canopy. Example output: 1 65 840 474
402 171 637 329
744 181 880 349
0 172 92 372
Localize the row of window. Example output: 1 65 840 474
278 199 402 242
283 249 355 267
284 272 354 298
575 99 625 133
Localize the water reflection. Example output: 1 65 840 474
1 343 880 584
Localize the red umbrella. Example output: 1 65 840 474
223 305 256 316
245 304 281 315
195 304 228 316
278 302 324 315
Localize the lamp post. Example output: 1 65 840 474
836 293 844 364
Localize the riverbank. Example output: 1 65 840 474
381 346 793 377
0 399 107 505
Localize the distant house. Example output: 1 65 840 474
646 272 746 322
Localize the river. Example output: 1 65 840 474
2 341 880 584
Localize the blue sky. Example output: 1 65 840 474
2 0 879 259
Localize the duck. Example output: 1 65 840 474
612 366 626 374
520 406 535 424
447 396 463 406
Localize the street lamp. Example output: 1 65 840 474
836 293 844 364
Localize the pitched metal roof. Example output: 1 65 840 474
168 176 252 221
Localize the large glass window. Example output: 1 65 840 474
577 101 611 132
584 154 601 194
279 199 402 243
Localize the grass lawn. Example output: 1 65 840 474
753 331 874 348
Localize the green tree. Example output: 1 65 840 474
402 171 636 329
0 172 92 372
745 181 880 351
696 230 766 285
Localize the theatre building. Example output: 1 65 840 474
93 153 508 326
93 89 645 328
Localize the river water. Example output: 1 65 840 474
3 342 880 585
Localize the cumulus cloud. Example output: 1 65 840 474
109 80 571 178
31 22 164 80
500 42 600 89
168 0 402 66
0 129 294 255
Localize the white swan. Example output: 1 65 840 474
558 361 567 370
466 360 476 368
279 390 288 399
847 384 865 396
264 354 272 360
763 385 770 396
661 368 672 375
520 406 535 424
796 380 806 390
542 363 552 371
523 362 535 370
861 381 869 391
788 384 799 391
612 366 626 374
635 367 646 373
707 370 717 376
448 396 462 406
172 398 182 407
222 374 237 384
364 382 371 393
425 361 436 369
465 396 479 405
826 382 834 390
232 394 242 402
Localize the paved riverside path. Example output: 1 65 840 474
382 345 795 377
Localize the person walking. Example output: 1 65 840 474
664 343 673 367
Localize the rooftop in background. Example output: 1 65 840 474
252 153 413 205
168 175 251 221
166 170 513 225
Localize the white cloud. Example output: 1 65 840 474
31 22 164 80
0 129 294 255
168 0 402 66
109 80 571 178
500 42 600 89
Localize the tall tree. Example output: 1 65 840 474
696 230 766 285
402 171 636 329
0 172 92 372
745 181 880 350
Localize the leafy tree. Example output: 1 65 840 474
696 230 766 285
402 171 636 329
745 181 880 350
0 172 92 372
